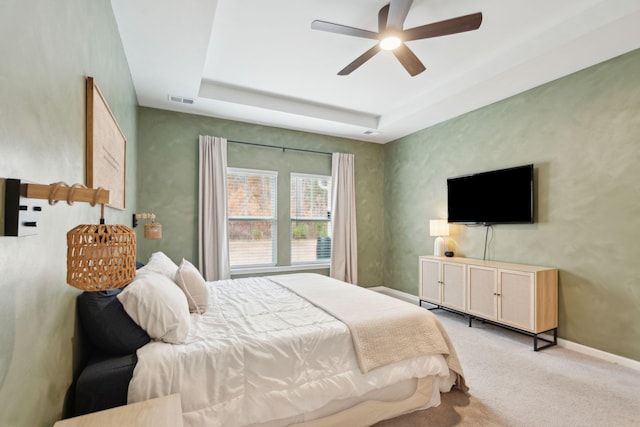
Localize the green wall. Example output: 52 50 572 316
383 49 640 361
0 1 138 425
1 4 637 426
136 107 384 286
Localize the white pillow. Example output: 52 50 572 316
139 251 179 279
174 259 209 314
117 270 190 344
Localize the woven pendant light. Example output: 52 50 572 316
67 223 136 291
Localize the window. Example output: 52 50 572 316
290 173 332 263
227 168 277 267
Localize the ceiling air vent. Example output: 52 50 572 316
363 130 378 135
168 95 195 105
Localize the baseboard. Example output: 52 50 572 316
538 333 640 371
371 286 640 372
369 286 420 304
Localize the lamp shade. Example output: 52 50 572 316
429 219 449 237
67 224 136 291
144 222 162 240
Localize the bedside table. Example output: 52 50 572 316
54 394 183 427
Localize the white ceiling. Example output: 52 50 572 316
111 0 640 144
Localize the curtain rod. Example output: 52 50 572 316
227 140 333 156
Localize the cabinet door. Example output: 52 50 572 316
419 259 441 304
441 262 465 311
467 265 497 320
498 269 535 331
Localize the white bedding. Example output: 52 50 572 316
128 276 456 427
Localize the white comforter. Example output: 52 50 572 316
128 276 452 427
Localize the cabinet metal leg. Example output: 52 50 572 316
419 299 442 311
534 328 558 351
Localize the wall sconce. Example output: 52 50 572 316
133 213 162 240
1 179 137 291
429 219 450 257
58 184 136 291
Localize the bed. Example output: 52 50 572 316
74 252 466 426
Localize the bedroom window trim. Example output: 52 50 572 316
290 172 332 266
227 167 278 269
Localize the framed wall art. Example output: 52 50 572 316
86 76 126 210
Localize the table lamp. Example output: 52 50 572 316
429 219 449 257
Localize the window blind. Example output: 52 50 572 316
290 173 332 264
227 168 277 267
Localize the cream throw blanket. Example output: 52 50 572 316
269 273 466 390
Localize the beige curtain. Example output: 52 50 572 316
330 153 358 284
198 135 230 281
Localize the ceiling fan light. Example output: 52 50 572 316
380 36 401 50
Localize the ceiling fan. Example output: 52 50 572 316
311 0 482 76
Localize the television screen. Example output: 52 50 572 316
447 164 534 224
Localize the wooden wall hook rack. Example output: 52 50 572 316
24 183 110 205
2 179 112 237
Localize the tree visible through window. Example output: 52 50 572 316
290 173 332 263
227 168 277 267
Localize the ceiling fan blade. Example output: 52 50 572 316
403 12 483 41
387 0 413 30
392 43 426 76
311 20 379 40
378 4 390 33
338 45 382 75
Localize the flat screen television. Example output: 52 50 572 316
447 164 534 225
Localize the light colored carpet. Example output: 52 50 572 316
374 309 640 427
